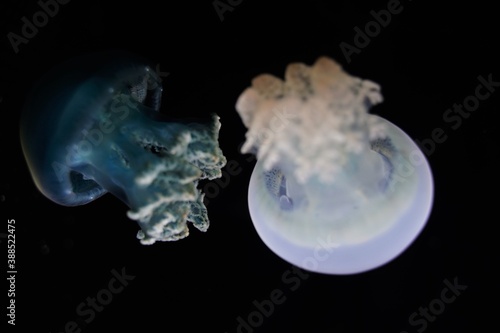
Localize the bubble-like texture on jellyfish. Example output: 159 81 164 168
236 57 433 274
237 57 387 184
20 51 226 245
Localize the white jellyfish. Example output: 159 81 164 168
236 57 434 274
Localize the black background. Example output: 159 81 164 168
1 0 499 332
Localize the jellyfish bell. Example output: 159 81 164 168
20 51 226 244
21 51 160 206
237 56 433 274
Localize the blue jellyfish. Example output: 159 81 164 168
236 57 433 274
20 51 226 245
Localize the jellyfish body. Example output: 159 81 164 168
20 51 226 244
236 57 433 274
